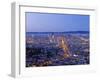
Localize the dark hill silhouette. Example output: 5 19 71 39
26 31 89 34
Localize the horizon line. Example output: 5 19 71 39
26 31 89 33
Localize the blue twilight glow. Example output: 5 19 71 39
26 12 89 32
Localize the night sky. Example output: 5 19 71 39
26 12 89 32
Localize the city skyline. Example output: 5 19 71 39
26 12 89 32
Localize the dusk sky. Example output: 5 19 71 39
26 12 89 32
